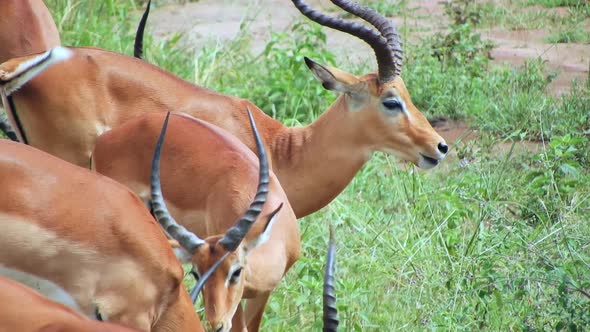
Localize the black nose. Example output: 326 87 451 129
437 142 448 154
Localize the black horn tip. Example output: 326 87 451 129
134 0 152 59
262 203 284 232
271 202 284 216
191 252 231 304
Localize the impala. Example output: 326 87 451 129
0 0 61 141
0 137 210 332
0 276 141 332
1 0 447 218
92 111 300 332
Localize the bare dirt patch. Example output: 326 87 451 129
148 0 589 97
147 0 588 153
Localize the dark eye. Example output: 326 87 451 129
230 268 242 283
191 270 200 281
382 99 402 110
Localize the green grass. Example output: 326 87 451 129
527 0 588 7
45 0 590 330
547 29 590 43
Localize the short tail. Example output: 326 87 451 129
134 0 152 59
0 46 73 96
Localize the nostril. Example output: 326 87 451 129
437 142 449 154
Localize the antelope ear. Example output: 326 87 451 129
168 239 192 263
304 57 362 93
243 203 283 252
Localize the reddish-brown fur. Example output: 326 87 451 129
0 276 141 332
92 113 301 332
0 0 60 62
4 46 446 218
0 140 204 332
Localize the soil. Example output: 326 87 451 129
146 0 588 156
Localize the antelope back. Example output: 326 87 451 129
0 0 60 62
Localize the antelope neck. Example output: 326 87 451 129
270 97 373 218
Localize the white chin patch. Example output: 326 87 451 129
418 157 438 169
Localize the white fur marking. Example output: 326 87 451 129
173 246 192 264
245 209 281 251
1 46 73 95
0 265 85 314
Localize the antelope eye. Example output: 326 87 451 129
230 268 242 283
382 99 402 110
191 270 200 281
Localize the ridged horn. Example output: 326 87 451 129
218 107 269 252
323 224 339 332
329 0 403 79
134 0 151 59
290 0 398 83
150 112 205 253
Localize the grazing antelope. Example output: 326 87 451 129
0 139 207 332
0 276 141 332
92 111 300 332
1 0 447 218
0 0 61 141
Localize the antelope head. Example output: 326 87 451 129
150 111 282 332
293 0 448 168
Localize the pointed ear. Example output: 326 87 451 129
304 57 362 93
168 239 192 264
243 203 283 252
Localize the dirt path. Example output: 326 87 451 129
147 0 588 153
148 0 589 97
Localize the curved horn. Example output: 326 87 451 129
151 112 205 253
329 0 403 79
290 0 398 83
134 0 151 59
218 107 269 252
323 224 339 332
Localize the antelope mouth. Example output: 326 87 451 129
419 153 440 168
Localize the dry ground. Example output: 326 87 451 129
146 0 589 156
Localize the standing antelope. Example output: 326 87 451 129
0 276 141 332
0 138 208 332
0 0 61 141
1 0 447 218
92 111 300 332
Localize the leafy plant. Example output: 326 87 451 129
521 134 588 224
